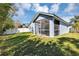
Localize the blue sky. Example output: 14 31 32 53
12 3 79 24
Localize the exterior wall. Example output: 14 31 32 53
4 28 17 34
28 23 35 33
29 23 33 32
35 23 39 35
59 22 69 35
17 28 30 32
29 23 39 35
4 28 30 34
49 18 54 37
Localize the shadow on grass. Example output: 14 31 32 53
58 37 79 48
0 35 30 56
14 40 64 56
1 34 64 56
1 35 79 56
57 37 79 56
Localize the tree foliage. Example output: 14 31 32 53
4 17 14 30
0 3 15 34
71 16 79 32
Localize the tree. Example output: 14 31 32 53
70 16 79 33
72 21 79 32
3 17 14 31
0 3 15 35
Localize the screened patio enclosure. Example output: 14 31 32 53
29 12 69 37
33 14 60 36
35 19 49 36
34 19 60 36
54 19 60 36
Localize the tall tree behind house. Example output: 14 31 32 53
70 16 79 33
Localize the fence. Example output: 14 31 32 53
4 28 31 34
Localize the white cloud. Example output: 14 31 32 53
49 3 60 13
14 3 32 16
64 4 76 13
14 3 21 8
15 3 61 16
21 3 31 10
16 8 25 16
43 5 49 12
14 4 24 16
32 3 49 13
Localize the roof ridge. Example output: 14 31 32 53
28 12 71 27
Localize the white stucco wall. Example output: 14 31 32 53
30 23 36 34
4 28 30 34
28 23 33 32
59 22 69 35
49 19 54 37
29 23 39 35
17 28 30 32
4 28 17 34
35 23 39 35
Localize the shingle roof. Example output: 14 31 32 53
28 12 70 27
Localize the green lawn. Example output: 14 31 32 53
0 32 79 56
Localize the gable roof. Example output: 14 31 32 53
28 12 70 27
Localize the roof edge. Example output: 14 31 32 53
28 12 71 27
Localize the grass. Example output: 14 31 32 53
0 32 79 56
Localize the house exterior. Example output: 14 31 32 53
28 12 70 37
